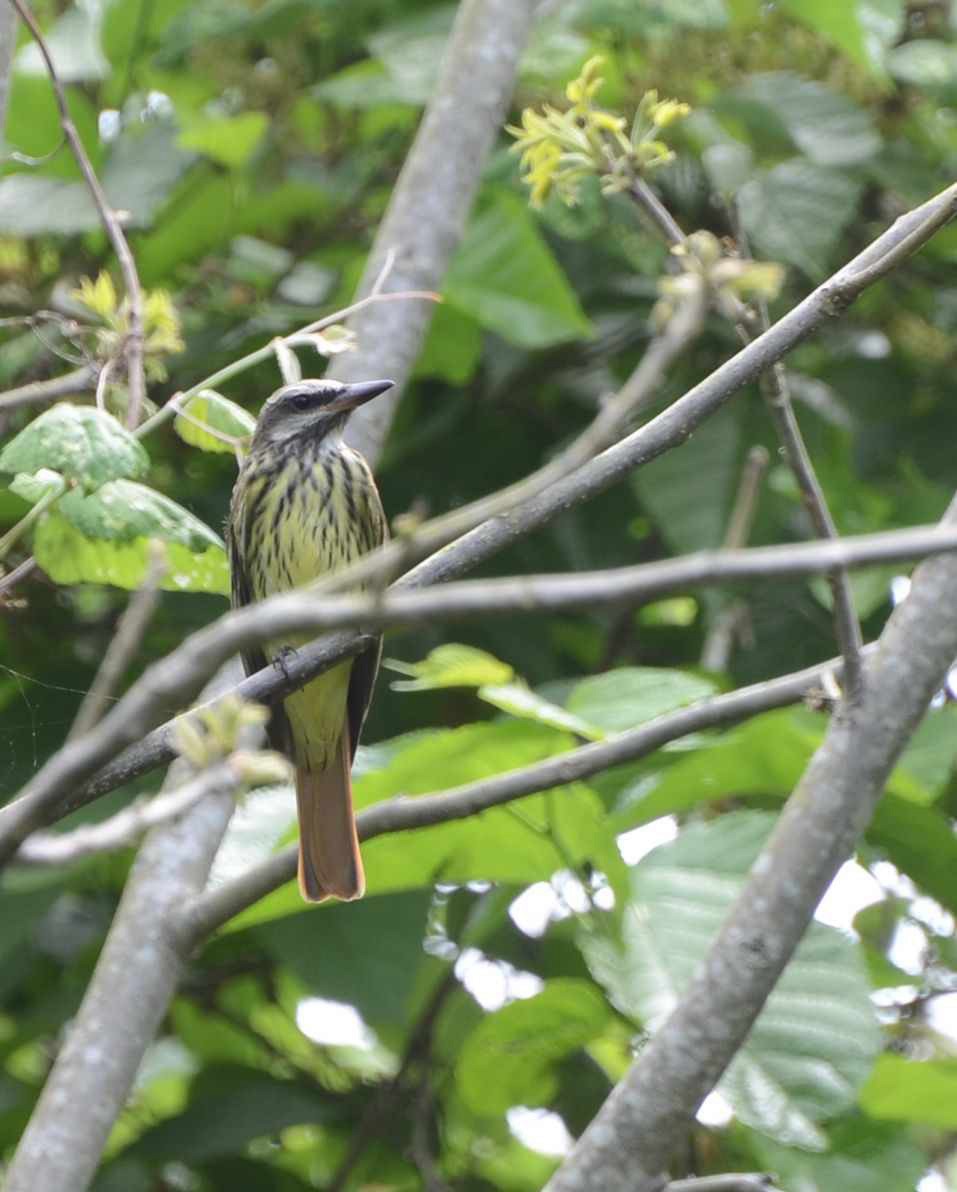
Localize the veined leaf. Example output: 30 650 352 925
0 404 148 492
174 391 256 454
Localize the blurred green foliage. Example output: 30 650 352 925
3 0 957 1188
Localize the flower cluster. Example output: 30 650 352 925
507 57 690 208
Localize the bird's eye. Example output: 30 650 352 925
291 391 313 412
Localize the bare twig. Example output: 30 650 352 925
627 176 686 248
67 543 166 740
178 647 870 940
542 499 957 1192
9 0 146 427
0 554 37 595
16 760 238 864
0 364 97 412
700 445 768 672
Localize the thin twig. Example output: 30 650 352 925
0 485 61 561
17 761 238 865
177 647 869 940
131 288 439 441
700 445 768 672
68 543 167 740
0 364 97 412
0 555 38 595
9 0 146 427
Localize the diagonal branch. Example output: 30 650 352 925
8 0 146 426
541 512 957 1190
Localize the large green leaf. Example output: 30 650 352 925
582 812 882 1149
254 891 433 1029
179 113 269 169
887 40 957 92
777 1 884 75
723 73 881 166
456 979 610 1116
444 191 592 349
34 481 229 594
747 1115 927 1192
565 667 718 735
0 404 148 491
738 160 864 277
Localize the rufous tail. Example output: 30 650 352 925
295 732 365 902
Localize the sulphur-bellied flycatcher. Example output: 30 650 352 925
227 378 393 902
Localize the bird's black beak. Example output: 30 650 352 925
327 379 394 414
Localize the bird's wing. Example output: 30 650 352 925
227 481 294 756
345 469 390 760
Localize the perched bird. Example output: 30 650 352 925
227 378 393 902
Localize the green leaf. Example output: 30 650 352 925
479 682 602 740
583 812 881 1149
887 40 957 91
129 1064 347 1162
0 404 148 491
179 112 269 169
456 980 610 1115
35 484 229 594
738 160 864 278
861 1055 957 1127
174 391 256 454
725 73 881 166
748 1114 927 1192
414 303 483 384
565 667 718 735
634 405 742 553
8 469 65 505
384 644 514 691
255 891 433 1029
444 191 593 349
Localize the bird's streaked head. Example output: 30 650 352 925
250 378 394 451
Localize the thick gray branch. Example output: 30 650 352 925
0 1 16 137
335 0 539 462
3 729 242 1192
544 500 957 1192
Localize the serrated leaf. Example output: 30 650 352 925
174 391 256 454
738 160 863 278
582 812 882 1149
385 644 514 691
9 469 66 505
35 484 229 594
566 667 718 735
726 73 881 166
456 980 610 1115
0 404 149 491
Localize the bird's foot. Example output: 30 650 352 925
273 645 299 684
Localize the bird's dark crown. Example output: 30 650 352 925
250 378 393 452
